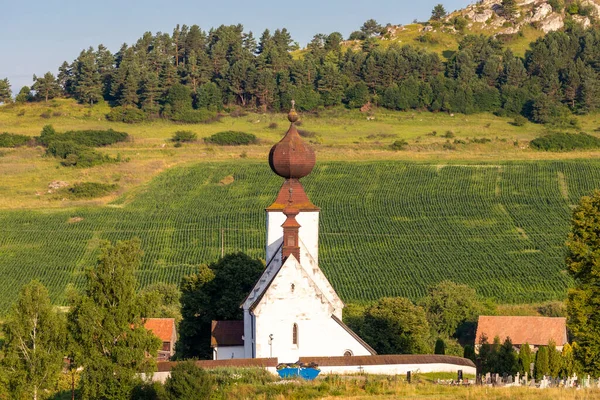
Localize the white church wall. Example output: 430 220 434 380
317 363 476 376
253 257 371 363
213 346 245 360
266 211 319 264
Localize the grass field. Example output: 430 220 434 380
2 159 598 313
3 101 600 313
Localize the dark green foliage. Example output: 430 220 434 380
519 343 533 375
513 115 527 126
535 346 549 379
164 361 212 400
0 78 11 103
530 132 600 152
68 239 161 399
496 337 519 375
171 109 217 123
537 301 566 317
360 19 383 37
463 345 475 362
177 253 264 359
421 281 484 341
32 72 61 102
434 338 446 354
360 297 431 354
171 131 197 143
106 106 148 123
566 190 600 375
344 82 369 108
0 133 30 148
548 0 563 11
58 129 128 147
204 131 257 146
15 86 32 103
431 4 447 20
139 283 181 322
390 140 408 151
55 182 118 199
548 340 562 377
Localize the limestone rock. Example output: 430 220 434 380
572 15 591 28
540 13 564 32
471 9 494 22
530 3 552 22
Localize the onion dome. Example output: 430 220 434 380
268 102 316 179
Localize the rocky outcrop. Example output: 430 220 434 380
530 3 552 22
572 15 591 28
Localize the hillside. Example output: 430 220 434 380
3 159 599 313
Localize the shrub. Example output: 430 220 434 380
164 361 212 400
548 0 563 11
172 109 218 123
172 131 197 143
0 133 30 148
106 106 147 123
530 132 600 151
204 131 257 146
44 129 129 147
39 125 57 146
417 33 439 44
471 138 492 144
55 182 118 199
390 140 408 150
298 129 317 138
513 115 527 126
442 131 455 138
40 110 52 119
268 122 278 129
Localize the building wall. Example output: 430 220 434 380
253 257 371 363
213 346 246 360
266 211 319 264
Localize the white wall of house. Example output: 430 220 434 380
318 363 476 376
213 345 245 360
252 256 371 363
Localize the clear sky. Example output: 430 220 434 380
1 0 472 94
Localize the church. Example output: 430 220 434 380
211 105 376 361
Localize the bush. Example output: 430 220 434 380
164 361 212 400
0 133 30 148
513 115 527 126
442 131 455 138
268 122 278 129
471 138 492 144
106 106 147 123
390 140 408 150
298 130 317 138
204 131 257 146
55 182 118 199
172 131 197 143
530 132 600 151
172 109 218 124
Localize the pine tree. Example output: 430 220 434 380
431 4 447 20
0 78 11 103
497 337 519 375
96 44 115 100
519 342 533 375
57 61 74 97
32 72 61 102
73 48 103 105
68 239 161 399
535 346 549 379
1 280 66 400
547 340 562 377
434 338 446 354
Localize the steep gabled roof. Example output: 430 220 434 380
211 320 244 347
331 315 377 355
143 318 176 342
475 316 567 346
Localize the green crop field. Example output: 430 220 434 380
2 159 598 313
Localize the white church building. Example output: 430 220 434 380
211 106 376 362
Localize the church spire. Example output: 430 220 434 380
266 101 319 212
281 186 301 261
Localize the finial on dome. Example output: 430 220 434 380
288 100 299 123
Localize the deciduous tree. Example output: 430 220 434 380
1 280 66 400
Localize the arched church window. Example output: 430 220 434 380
292 323 298 345
344 350 353 357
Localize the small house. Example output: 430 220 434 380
144 318 177 361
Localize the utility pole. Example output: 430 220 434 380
221 228 224 258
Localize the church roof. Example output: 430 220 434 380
475 316 567 346
266 172 319 212
211 320 244 347
331 315 377 355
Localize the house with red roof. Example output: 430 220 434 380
144 318 177 361
475 316 568 353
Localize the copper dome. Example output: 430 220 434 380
268 109 315 179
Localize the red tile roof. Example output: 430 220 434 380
144 318 176 343
475 316 567 346
211 320 244 347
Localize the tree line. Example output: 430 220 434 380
1 22 600 124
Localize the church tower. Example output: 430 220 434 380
266 102 320 266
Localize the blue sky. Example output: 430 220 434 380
1 0 472 93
